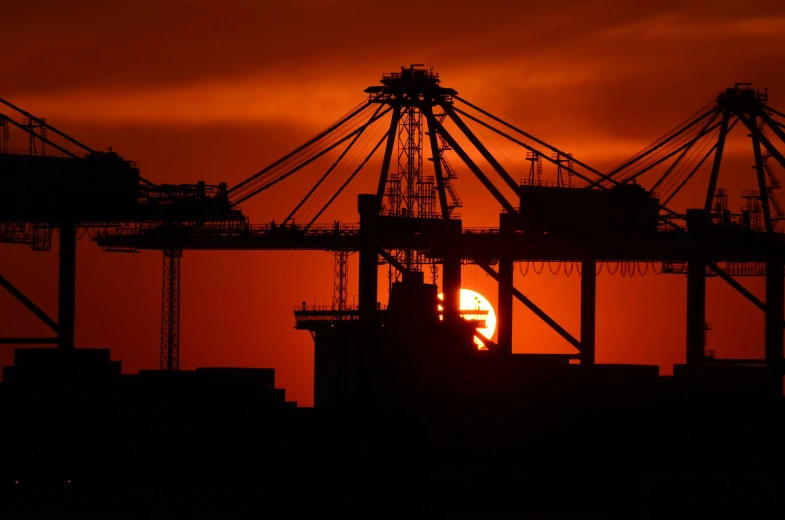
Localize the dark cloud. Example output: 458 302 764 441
3 0 782 96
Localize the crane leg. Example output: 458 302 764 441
765 259 783 397
686 258 706 367
161 249 181 371
580 258 596 366
57 220 77 350
497 256 513 354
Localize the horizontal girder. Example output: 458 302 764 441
94 218 785 264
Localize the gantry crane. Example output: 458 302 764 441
5 68 785 392
93 69 785 396
0 97 241 370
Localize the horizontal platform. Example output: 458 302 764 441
95 220 785 263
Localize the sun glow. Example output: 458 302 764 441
438 289 497 349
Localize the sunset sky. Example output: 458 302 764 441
2 0 785 405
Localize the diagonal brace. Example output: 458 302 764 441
707 263 785 327
441 103 520 193
478 264 581 351
378 249 408 275
0 275 59 333
429 117 516 214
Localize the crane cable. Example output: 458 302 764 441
601 99 718 185
229 105 388 206
229 103 375 202
228 99 376 203
294 111 386 223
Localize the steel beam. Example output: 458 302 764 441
423 107 450 219
442 252 461 323
0 338 58 344
428 117 516 214
0 97 94 152
161 249 181 371
496 215 514 354
453 96 612 183
442 103 520 193
686 257 706 367
0 275 59 333
765 259 784 390
378 248 407 276
758 108 785 149
735 110 785 173
0 114 78 158
708 262 767 313
580 259 596 366
478 263 581 351
376 105 402 208
57 220 77 350
358 195 380 319
451 106 599 187
496 256 514 354
704 111 731 211
750 114 774 234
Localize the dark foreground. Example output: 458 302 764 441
1 347 784 516
1 405 784 517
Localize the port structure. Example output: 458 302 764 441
4 69 785 391
0 97 242 370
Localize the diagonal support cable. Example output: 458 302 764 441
229 100 373 195
451 105 601 187
231 106 392 206
637 111 722 190
0 114 78 158
593 107 720 188
660 141 720 207
285 104 385 223
0 97 95 153
454 96 612 184
305 130 389 228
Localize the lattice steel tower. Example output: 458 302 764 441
161 249 181 371
370 65 460 282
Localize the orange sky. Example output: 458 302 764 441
2 0 785 405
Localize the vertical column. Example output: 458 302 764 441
161 249 182 371
497 256 514 355
686 258 707 367
580 258 596 366
441 219 462 324
765 259 783 395
358 195 379 320
686 209 708 368
442 253 461 323
57 220 77 350
497 213 514 355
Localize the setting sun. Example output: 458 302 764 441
438 289 497 349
